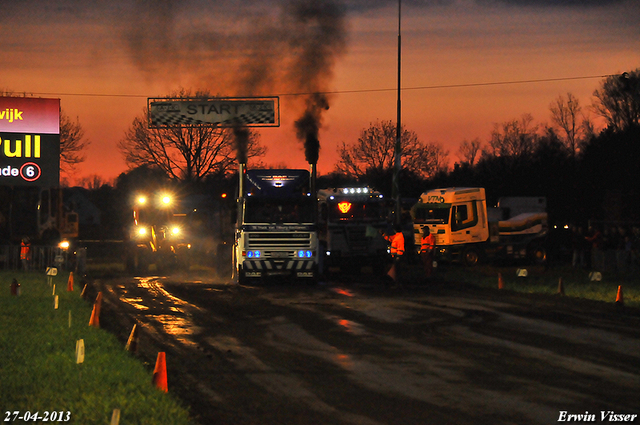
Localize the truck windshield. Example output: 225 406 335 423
412 204 451 224
135 208 174 225
328 200 387 223
244 197 315 224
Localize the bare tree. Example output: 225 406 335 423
118 90 267 183
60 111 91 174
549 92 593 156
484 113 539 159
592 69 640 132
456 138 482 166
336 120 448 180
77 174 112 190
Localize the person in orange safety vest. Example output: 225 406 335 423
20 237 31 271
381 225 405 284
420 227 436 278
385 227 405 258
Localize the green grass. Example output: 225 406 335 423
438 263 640 308
0 271 194 425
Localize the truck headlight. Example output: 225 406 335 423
160 194 172 207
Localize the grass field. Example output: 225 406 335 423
438 262 639 308
0 270 194 425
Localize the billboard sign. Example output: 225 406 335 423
0 97 60 187
148 97 279 128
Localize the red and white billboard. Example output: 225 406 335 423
0 97 60 187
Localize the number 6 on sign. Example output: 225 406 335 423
20 162 41 182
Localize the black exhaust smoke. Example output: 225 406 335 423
233 124 249 165
288 0 345 166
123 0 346 167
295 93 329 165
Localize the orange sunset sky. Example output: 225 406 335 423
2 0 639 184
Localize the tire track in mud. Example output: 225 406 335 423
91 276 640 425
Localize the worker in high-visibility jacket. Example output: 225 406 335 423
20 237 31 271
385 227 405 258
381 225 405 283
420 227 436 278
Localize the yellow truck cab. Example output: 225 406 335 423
411 187 547 266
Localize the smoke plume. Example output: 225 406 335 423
286 0 347 165
232 0 346 165
233 124 249 165
123 0 347 165
295 93 329 164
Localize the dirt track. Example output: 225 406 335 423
89 270 640 425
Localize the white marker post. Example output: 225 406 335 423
75 339 85 364
110 409 120 425
46 267 57 286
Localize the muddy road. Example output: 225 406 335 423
90 271 640 425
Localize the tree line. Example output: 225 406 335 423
9 69 636 238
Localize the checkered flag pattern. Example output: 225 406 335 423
149 99 278 128
151 110 276 127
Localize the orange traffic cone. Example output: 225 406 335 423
88 292 103 328
615 285 624 305
152 352 168 392
498 273 504 289
125 324 139 353
67 272 74 292
557 277 565 295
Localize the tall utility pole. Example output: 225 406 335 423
392 0 402 226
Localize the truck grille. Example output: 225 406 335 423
346 228 368 251
247 232 313 248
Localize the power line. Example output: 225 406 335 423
24 74 614 99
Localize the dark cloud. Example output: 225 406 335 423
480 0 626 6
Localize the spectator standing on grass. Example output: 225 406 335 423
20 237 30 271
586 225 604 272
571 226 586 269
631 227 640 273
616 226 629 274
623 226 633 274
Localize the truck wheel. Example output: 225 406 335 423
462 248 480 267
135 249 149 275
238 269 247 285
530 246 547 265
217 243 231 278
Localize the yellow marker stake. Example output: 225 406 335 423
75 339 85 364
54 295 59 309
110 409 120 425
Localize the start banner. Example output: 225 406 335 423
148 97 279 128
0 97 60 187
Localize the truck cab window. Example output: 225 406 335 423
451 202 478 231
